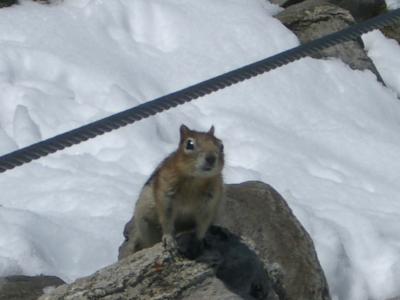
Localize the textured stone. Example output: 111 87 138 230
381 21 400 45
0 275 65 300
269 0 303 7
218 181 331 300
120 181 331 300
328 0 386 21
270 0 386 21
41 226 279 300
276 0 384 82
0 0 16 8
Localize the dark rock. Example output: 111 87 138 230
270 0 386 21
119 212 136 260
32 0 51 4
328 0 386 21
269 0 303 7
218 181 331 300
0 0 17 8
205 227 276 300
0 0 52 7
120 181 331 300
276 0 384 82
0 275 65 300
381 21 400 45
40 227 279 300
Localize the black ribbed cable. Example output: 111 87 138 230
0 9 399 173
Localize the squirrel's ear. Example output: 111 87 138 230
208 125 215 136
180 124 190 139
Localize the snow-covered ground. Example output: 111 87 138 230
0 1 400 299
387 0 400 9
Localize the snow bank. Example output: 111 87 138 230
386 0 400 9
1 1 400 299
363 30 400 96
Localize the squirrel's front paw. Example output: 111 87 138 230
162 234 178 255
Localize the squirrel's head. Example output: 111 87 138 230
177 124 224 178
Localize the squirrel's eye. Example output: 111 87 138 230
186 139 195 151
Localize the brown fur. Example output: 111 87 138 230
130 124 224 253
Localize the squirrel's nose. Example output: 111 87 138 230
205 154 216 166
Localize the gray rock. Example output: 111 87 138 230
217 181 330 300
0 0 52 7
327 0 386 21
0 275 65 300
0 0 17 8
276 0 384 82
32 0 52 4
381 21 400 45
120 181 331 300
269 0 302 7
270 0 386 21
119 211 136 260
40 226 279 300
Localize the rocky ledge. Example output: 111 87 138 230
40 226 280 300
275 0 384 81
0 275 64 300
111 182 331 300
4 182 332 300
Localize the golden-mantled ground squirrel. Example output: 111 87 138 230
130 124 224 254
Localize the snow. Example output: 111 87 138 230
386 0 400 9
12 105 42 147
363 30 400 96
0 1 400 299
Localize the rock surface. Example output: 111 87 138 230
0 0 51 7
327 0 386 21
276 0 384 82
0 275 65 300
218 182 331 300
381 21 400 44
120 181 331 300
40 226 279 300
271 0 386 21
269 0 302 7
0 0 16 8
